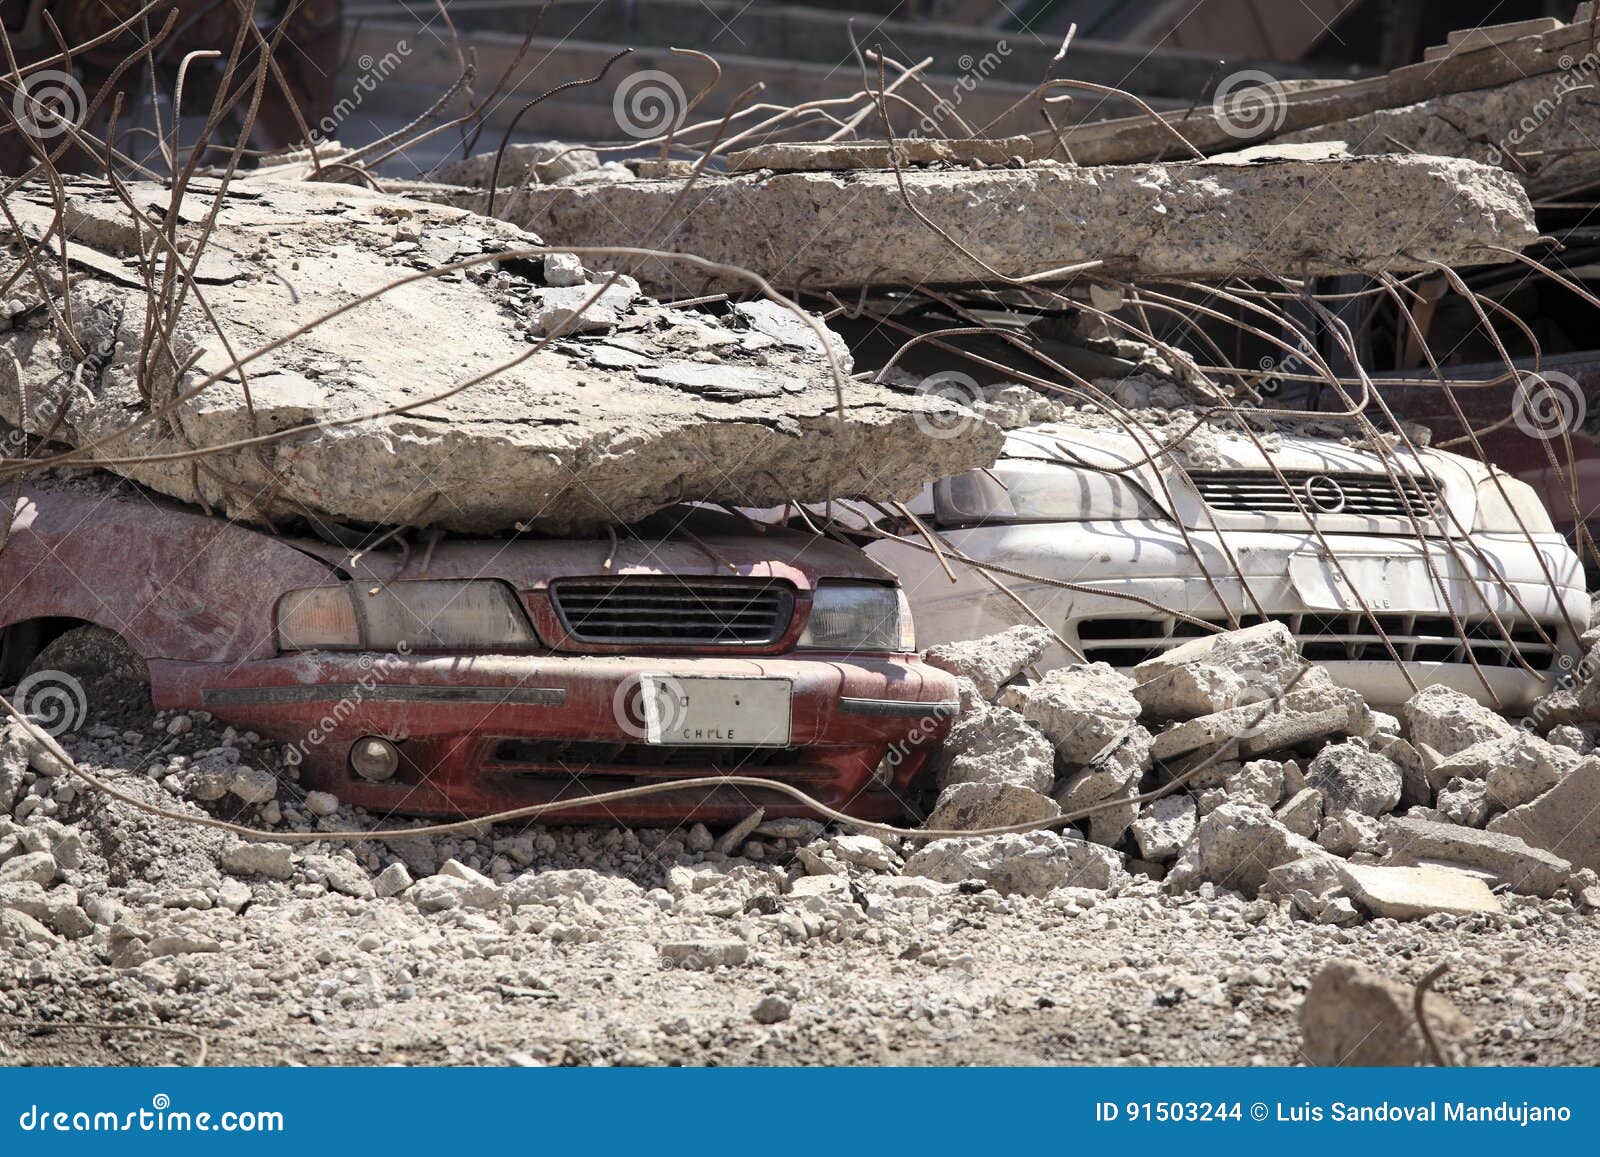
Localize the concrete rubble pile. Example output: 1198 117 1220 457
898 622 1600 925
0 177 1000 533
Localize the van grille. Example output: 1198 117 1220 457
549 578 794 645
1075 613 1559 670
1190 470 1442 519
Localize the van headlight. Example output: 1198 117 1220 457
799 582 915 653
277 581 537 650
1473 474 1556 534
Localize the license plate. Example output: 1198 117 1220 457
638 675 792 747
1289 550 1467 614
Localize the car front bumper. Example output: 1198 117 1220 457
151 653 957 822
893 522 1587 712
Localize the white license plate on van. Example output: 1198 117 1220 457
639 676 792 747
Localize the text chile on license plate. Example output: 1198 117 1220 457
643 676 792 746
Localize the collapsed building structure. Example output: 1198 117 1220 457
6 7 1600 1069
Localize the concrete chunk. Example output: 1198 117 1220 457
1130 794 1198 861
1152 683 1368 763
1166 802 1328 897
1401 685 1516 758
903 832 1125 896
1014 664 1141 766
1305 742 1404 818
1336 861 1502 920
1299 959 1473 1066
923 626 1053 702
1131 622 1304 721
476 155 1535 292
1383 816 1571 897
1487 758 1600 872
927 704 1057 795
926 781 1060 832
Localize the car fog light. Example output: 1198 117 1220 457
349 736 400 782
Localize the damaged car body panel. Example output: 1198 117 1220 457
1 487 956 821
865 423 1586 712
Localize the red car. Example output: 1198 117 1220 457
0 484 957 822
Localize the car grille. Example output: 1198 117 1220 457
1075 613 1559 670
1189 470 1442 519
549 577 794 645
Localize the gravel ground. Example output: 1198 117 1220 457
1 709 1596 1069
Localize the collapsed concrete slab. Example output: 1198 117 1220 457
446 153 1536 294
0 178 1001 534
1279 72 1600 201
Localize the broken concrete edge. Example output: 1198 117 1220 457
421 153 1536 294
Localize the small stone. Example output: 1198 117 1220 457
752 994 792 1024
227 766 278 805
0 851 58 886
685 823 714 852
166 715 193 736
373 862 415 899
220 841 294 880
660 940 749 969
303 791 340 817
713 809 764 855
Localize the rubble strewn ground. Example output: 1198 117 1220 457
5 620 1600 1066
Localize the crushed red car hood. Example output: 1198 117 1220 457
296 508 895 591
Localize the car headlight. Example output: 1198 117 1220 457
934 461 1159 525
277 580 537 650
798 582 915 652
1473 474 1556 534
